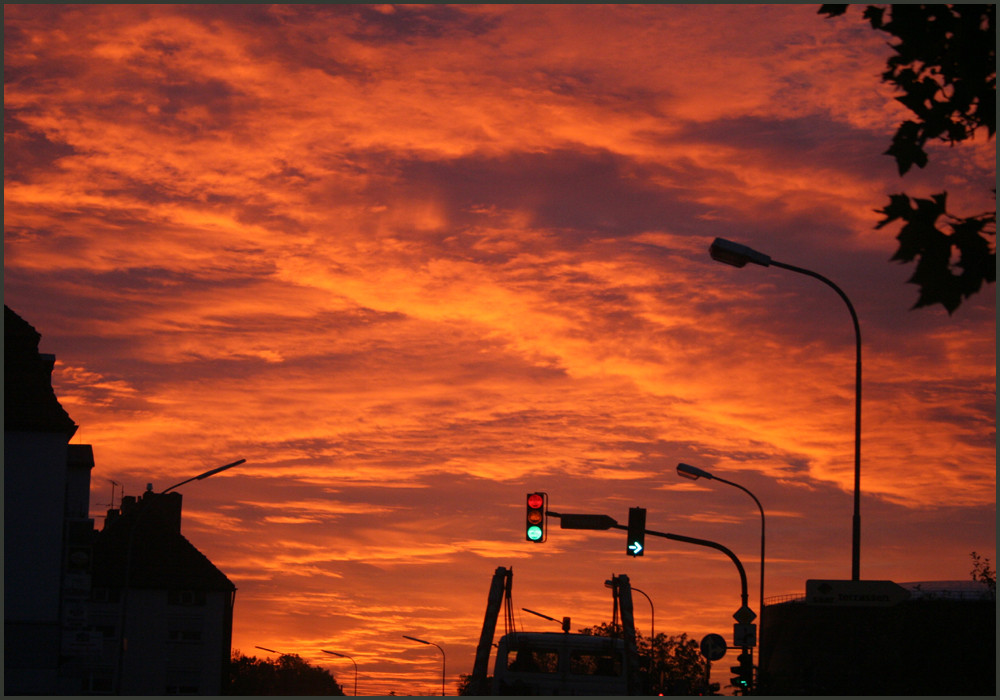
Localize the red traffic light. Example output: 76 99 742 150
526 492 547 542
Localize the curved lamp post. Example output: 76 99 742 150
403 635 446 696
631 587 654 640
322 650 358 697
677 463 765 645
605 580 654 640
709 237 862 581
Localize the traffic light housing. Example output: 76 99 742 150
626 507 646 556
729 651 754 694
526 492 547 542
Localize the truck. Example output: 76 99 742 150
468 567 642 695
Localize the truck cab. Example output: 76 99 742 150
491 631 629 696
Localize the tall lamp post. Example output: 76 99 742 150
709 237 862 581
677 463 764 643
322 650 358 697
403 635 446 696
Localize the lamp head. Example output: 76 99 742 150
677 462 714 480
709 238 772 268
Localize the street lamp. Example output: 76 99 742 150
403 635 446 696
632 586 655 641
161 458 246 494
522 607 571 632
116 458 246 694
709 236 863 582
677 463 765 643
255 645 288 656
322 650 358 697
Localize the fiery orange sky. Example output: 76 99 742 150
5 4 995 695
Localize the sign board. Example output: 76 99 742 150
700 633 727 661
806 579 910 606
733 623 756 648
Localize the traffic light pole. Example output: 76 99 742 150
548 511 749 609
549 510 756 694
642 527 755 695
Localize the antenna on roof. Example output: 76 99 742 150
100 480 122 509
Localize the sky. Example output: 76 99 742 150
4 3 996 695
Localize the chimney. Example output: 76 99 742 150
139 491 183 533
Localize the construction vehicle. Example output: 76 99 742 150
468 567 642 695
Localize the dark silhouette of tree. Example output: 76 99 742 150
456 672 491 695
820 4 996 313
970 551 996 599
578 623 720 696
228 650 344 695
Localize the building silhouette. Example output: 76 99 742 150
759 580 995 694
4 306 236 694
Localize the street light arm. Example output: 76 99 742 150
712 476 764 525
161 458 246 494
255 645 286 656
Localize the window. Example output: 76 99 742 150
168 590 206 606
506 648 559 673
168 629 202 643
570 650 622 676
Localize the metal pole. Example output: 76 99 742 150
770 259 862 581
322 650 358 696
631 586 655 641
403 636 445 696
713 476 765 644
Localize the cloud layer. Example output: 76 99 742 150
5 5 994 694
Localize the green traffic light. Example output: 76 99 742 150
527 525 543 541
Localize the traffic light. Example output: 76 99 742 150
526 492 547 542
626 507 646 556
729 651 754 694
